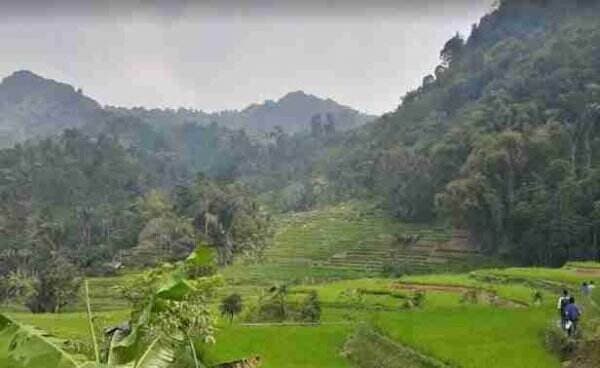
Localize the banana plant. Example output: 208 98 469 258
1 281 182 368
1 247 221 368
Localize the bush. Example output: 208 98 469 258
383 261 429 277
544 324 577 360
220 293 243 324
300 290 321 323
460 289 479 304
25 256 81 313
255 300 287 322
412 291 426 308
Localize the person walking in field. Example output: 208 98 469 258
557 290 570 329
564 297 581 337
581 282 589 297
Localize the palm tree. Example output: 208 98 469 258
220 293 243 324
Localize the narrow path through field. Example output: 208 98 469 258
346 330 458 368
240 321 354 327
571 267 600 277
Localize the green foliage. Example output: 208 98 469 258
219 294 243 324
342 325 449 368
185 245 217 279
544 324 578 361
0 313 82 368
78 261 219 368
317 0 600 265
175 175 272 265
460 289 480 305
411 291 426 309
300 291 321 323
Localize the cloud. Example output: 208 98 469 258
0 0 495 114
2 0 495 18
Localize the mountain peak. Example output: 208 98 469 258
280 90 308 98
2 70 48 87
6 69 42 79
0 70 102 146
235 90 374 132
278 90 320 103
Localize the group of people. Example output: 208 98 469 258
556 281 594 336
557 290 580 336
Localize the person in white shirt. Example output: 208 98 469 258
557 289 570 329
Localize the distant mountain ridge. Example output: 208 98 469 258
232 90 374 132
0 70 103 146
0 70 375 146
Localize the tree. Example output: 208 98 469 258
220 293 243 324
310 113 324 138
268 283 289 319
300 290 321 323
440 33 465 66
26 255 81 313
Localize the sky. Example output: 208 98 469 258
0 0 495 115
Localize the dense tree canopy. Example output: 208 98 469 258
320 0 600 265
2 0 600 284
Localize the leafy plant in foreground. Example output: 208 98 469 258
0 247 222 368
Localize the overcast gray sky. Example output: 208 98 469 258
0 1 495 115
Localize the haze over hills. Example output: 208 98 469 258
0 70 375 147
0 70 103 147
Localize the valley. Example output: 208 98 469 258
2 204 599 367
2 0 600 367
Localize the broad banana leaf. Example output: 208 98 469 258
185 247 215 267
155 277 193 301
79 336 175 368
108 301 154 365
0 313 85 368
132 337 175 368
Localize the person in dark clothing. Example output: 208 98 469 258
564 297 581 336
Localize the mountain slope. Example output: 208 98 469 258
320 0 600 265
0 71 103 146
0 70 374 147
222 90 375 133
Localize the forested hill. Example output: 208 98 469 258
2 0 600 279
322 0 600 266
0 70 373 147
0 71 103 147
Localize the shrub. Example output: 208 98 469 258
25 256 81 313
300 290 321 322
544 324 577 360
220 293 243 324
412 291 426 308
460 289 479 304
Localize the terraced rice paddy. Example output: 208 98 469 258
224 203 483 285
2 204 599 367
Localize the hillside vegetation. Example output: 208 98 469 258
3 1 600 367
314 0 600 266
3 257 599 367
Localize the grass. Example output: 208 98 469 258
0 327 10 367
223 202 459 285
372 307 560 368
343 326 448 368
472 267 594 285
199 324 353 368
2 202 599 368
6 310 130 343
3 263 597 368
